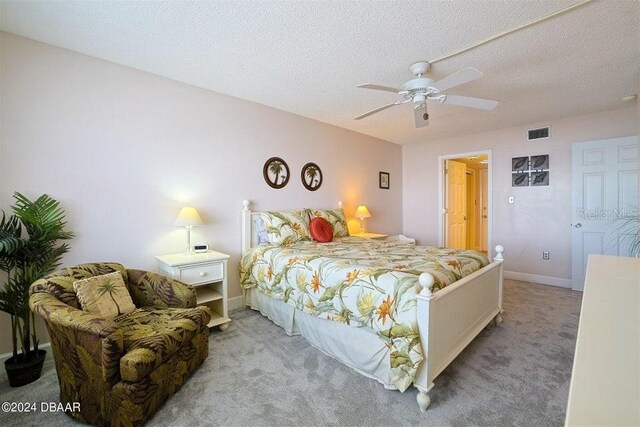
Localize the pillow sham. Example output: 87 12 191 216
306 208 349 238
309 217 334 243
260 210 310 245
73 271 136 319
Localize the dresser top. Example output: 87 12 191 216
565 255 640 426
155 250 230 267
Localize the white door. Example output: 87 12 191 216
571 136 639 291
479 168 489 252
446 160 467 249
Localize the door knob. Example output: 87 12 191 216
483 215 487 219
574 223 582 228
464 216 468 220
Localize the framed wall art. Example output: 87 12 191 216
263 157 290 189
531 171 549 186
379 172 390 189
512 156 529 172
512 173 529 187
530 154 549 170
301 162 323 191
511 154 550 186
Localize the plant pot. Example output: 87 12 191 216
4 349 46 387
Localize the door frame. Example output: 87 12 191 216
438 150 493 256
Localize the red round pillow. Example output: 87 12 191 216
309 217 334 243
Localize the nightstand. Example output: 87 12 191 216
352 232 389 240
155 250 231 330
386 234 416 244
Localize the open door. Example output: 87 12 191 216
445 159 467 249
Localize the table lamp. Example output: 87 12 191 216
355 205 371 233
174 207 203 254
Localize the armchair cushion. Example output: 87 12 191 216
127 269 197 309
74 271 136 318
117 307 211 382
32 263 130 309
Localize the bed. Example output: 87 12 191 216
240 200 504 411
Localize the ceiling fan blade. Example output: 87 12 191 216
431 68 484 92
357 83 401 93
443 94 499 110
414 105 429 128
354 102 399 120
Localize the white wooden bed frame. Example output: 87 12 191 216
241 200 504 411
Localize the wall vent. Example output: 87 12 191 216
528 126 550 141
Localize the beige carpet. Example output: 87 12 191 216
0 280 582 426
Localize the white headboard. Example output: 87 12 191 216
241 200 343 254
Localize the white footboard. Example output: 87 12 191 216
413 246 505 411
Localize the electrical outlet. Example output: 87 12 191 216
543 251 550 260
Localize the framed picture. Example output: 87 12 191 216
531 171 549 186
512 173 529 187
530 154 549 170
379 172 390 189
512 156 529 172
301 162 323 191
263 157 290 189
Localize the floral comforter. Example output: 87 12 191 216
240 237 489 391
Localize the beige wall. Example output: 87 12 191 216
403 106 639 285
0 33 403 354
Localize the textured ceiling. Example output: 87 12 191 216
1 0 638 145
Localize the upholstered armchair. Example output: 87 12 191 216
29 263 211 426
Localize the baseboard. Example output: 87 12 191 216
0 342 52 361
504 270 572 289
228 295 244 311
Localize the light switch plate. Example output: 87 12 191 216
508 196 515 204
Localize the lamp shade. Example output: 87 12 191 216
174 207 203 227
354 205 371 219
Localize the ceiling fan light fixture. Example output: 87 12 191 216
355 62 499 128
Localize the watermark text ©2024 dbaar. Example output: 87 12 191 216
2 401 80 413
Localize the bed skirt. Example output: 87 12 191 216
246 288 398 390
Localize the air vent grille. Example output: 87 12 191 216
528 126 550 141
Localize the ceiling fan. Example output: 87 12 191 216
355 61 499 128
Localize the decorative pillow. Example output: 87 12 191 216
306 208 350 237
73 271 136 319
309 217 334 243
254 217 270 244
260 210 311 245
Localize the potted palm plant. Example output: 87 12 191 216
0 192 74 387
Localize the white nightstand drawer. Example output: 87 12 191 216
180 262 223 285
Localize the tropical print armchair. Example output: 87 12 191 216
29 263 211 426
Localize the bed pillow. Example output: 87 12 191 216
306 208 350 238
260 210 310 245
309 217 334 243
73 271 136 319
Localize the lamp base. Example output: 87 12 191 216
185 226 193 254
359 218 366 234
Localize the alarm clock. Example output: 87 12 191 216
193 243 209 253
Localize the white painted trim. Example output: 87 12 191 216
228 295 244 311
0 342 52 361
438 150 493 257
504 270 572 289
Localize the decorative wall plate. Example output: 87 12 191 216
301 162 323 191
263 157 290 189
